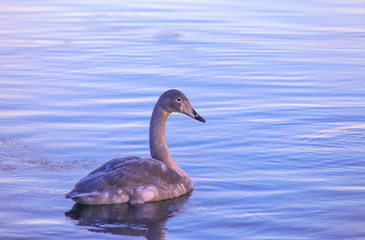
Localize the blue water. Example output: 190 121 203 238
1 0 365 239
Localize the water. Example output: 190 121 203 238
1 0 365 239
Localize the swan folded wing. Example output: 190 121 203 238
66 157 182 198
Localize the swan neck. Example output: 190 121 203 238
149 105 176 168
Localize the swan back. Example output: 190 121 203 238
66 157 193 205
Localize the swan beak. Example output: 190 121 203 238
187 109 206 123
193 109 206 123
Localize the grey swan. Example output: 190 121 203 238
65 89 205 205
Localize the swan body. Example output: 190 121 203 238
66 89 205 205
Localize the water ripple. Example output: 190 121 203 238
0 0 365 239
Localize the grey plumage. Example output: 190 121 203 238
65 89 205 205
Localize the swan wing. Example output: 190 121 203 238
66 156 182 198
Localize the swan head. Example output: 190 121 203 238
159 89 206 123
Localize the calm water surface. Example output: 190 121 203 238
1 0 365 239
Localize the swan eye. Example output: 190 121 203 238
176 98 181 102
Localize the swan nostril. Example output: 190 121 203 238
193 109 198 117
192 109 206 123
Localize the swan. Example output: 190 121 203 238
65 89 205 205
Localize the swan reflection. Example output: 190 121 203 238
65 193 191 240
